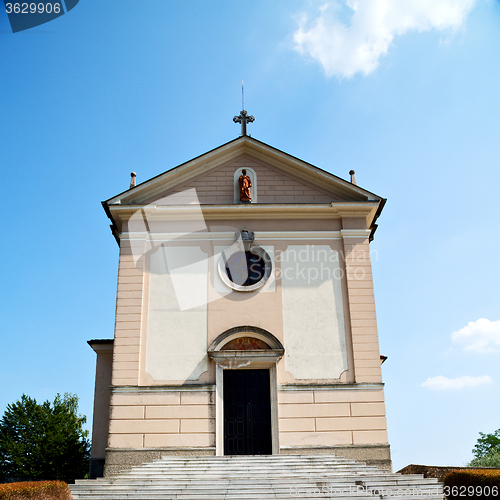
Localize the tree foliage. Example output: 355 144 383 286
469 448 500 468
469 428 500 467
0 394 90 483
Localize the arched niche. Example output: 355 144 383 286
233 167 257 203
209 326 284 354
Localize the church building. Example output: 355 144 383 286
88 111 390 478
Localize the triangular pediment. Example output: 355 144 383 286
105 137 381 207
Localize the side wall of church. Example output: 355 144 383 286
89 344 113 479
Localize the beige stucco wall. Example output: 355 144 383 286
112 217 367 385
107 390 215 450
102 153 387 463
105 217 388 453
105 386 387 454
116 223 365 387
278 388 387 448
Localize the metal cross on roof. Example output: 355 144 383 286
233 110 255 136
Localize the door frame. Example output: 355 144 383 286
208 326 284 456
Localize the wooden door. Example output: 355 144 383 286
223 369 272 455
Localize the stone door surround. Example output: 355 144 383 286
208 326 284 456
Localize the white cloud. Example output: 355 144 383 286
421 375 492 390
293 0 478 78
451 318 500 353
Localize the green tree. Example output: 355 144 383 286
469 448 500 467
468 429 500 467
0 393 90 483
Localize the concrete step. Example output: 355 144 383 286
75 478 439 487
71 485 441 495
70 454 445 500
119 466 383 475
74 477 438 485
70 490 444 499
72 477 440 486
71 491 444 499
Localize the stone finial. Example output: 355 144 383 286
349 170 357 185
130 172 137 189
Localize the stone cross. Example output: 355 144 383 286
233 110 255 136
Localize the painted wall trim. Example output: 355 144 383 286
278 383 384 391
111 385 216 393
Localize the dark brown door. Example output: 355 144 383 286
223 369 272 455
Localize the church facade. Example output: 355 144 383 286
88 120 390 477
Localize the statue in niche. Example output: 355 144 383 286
238 169 252 203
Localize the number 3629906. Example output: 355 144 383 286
5 3 62 14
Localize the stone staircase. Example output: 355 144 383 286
71 454 445 499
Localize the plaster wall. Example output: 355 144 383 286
145 246 208 381
281 245 347 380
105 215 387 465
109 217 380 389
105 387 387 454
103 385 389 475
107 389 215 452
277 387 388 448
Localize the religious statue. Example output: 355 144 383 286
239 169 252 203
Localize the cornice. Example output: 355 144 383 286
108 203 379 237
88 341 113 354
108 202 379 221
208 350 285 364
119 229 371 242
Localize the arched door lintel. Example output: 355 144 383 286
208 325 284 353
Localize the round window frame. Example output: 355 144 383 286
218 244 272 292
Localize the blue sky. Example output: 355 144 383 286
1 0 499 471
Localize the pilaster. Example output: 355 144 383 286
342 219 382 383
